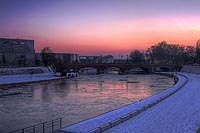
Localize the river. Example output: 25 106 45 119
0 74 174 132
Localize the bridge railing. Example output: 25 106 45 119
9 118 62 133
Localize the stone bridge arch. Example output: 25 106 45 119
127 67 146 74
102 67 122 74
60 63 180 74
79 67 98 74
118 65 150 73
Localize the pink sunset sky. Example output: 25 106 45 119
0 0 200 56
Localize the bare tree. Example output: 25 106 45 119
129 50 145 64
41 47 55 66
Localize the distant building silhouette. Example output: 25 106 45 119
102 55 114 64
79 55 114 64
79 56 100 64
0 38 35 66
35 53 79 65
113 58 127 64
54 53 79 64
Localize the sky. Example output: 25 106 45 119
0 0 200 56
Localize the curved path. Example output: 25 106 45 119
105 73 200 133
59 73 200 133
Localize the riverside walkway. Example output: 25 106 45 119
59 73 200 133
105 73 200 133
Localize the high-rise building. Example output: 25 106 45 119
0 38 35 66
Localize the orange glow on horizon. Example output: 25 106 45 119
1 1 200 56
9 15 200 55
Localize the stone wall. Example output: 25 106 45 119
0 67 51 76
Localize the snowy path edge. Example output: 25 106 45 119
0 74 67 89
58 73 188 133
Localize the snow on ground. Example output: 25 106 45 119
0 73 61 86
60 74 195 133
2 69 200 133
105 73 200 133
0 66 61 86
0 66 52 76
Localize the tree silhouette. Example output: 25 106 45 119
129 50 145 63
41 47 55 66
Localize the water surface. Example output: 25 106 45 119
0 74 173 132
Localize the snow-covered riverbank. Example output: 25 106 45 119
59 73 196 133
0 66 67 89
104 73 200 133
2 68 200 132
0 73 66 89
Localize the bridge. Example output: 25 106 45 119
56 63 181 74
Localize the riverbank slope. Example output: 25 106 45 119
0 67 66 89
59 73 191 133
105 73 200 133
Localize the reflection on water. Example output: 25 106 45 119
0 74 174 132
